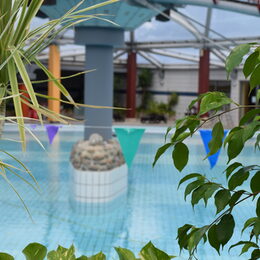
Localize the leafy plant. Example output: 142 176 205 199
0 242 175 260
153 43 260 259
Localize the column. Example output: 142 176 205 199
126 51 137 118
75 27 124 140
198 49 210 95
48 44 61 118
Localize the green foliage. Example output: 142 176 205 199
0 242 174 260
153 43 260 259
22 243 47 260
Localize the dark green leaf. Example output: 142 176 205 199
226 43 251 78
172 142 189 172
178 173 202 189
239 109 260 126
184 179 205 200
114 247 136 260
153 143 172 167
224 162 242 179
87 252 106 260
251 249 260 260
199 92 233 115
139 241 175 259
216 214 235 247
250 63 260 92
206 121 224 157
203 184 220 206
229 190 244 207
228 168 250 190
191 183 216 207
255 134 260 150
214 189 231 214
229 241 258 255
250 171 260 193
0 253 14 260
22 243 47 260
188 226 209 250
227 129 244 162
208 225 220 254
242 217 257 234
242 122 260 142
253 218 260 236
243 51 260 78
164 127 172 142
224 127 242 148
177 224 193 250
257 197 260 217
76 256 88 260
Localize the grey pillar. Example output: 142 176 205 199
75 27 124 140
84 45 113 140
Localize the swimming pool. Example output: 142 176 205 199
0 125 258 259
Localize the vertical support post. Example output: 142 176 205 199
198 49 210 95
48 44 61 118
126 51 137 118
84 45 113 140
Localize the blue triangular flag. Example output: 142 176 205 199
199 129 228 168
45 125 60 144
115 128 145 168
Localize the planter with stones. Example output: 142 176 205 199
70 133 127 203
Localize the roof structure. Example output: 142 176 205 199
38 0 260 68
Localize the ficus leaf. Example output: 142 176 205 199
228 168 250 190
224 162 242 179
227 129 244 162
208 225 220 254
214 189 231 214
216 214 235 248
114 247 136 260
153 143 172 167
239 109 260 126
172 142 189 172
206 121 224 157
243 51 260 78
139 241 175 260
0 253 14 260
256 197 260 217
229 241 258 255
22 243 47 260
184 179 205 200
242 217 257 234
178 173 202 189
226 43 251 78
177 224 193 251
250 63 260 92
251 249 260 260
250 171 260 193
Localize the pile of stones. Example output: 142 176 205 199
70 133 125 171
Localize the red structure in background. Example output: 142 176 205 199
19 83 38 119
19 83 30 117
198 49 210 95
126 51 137 118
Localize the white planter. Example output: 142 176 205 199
71 163 128 203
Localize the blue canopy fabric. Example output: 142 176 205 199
199 129 228 168
115 128 145 168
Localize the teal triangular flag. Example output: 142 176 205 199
115 128 145 167
199 129 228 168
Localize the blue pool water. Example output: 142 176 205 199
0 125 258 259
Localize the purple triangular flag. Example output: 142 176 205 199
30 124 37 130
45 125 60 144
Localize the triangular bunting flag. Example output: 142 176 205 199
30 124 37 130
45 125 61 144
115 128 145 168
199 129 228 168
